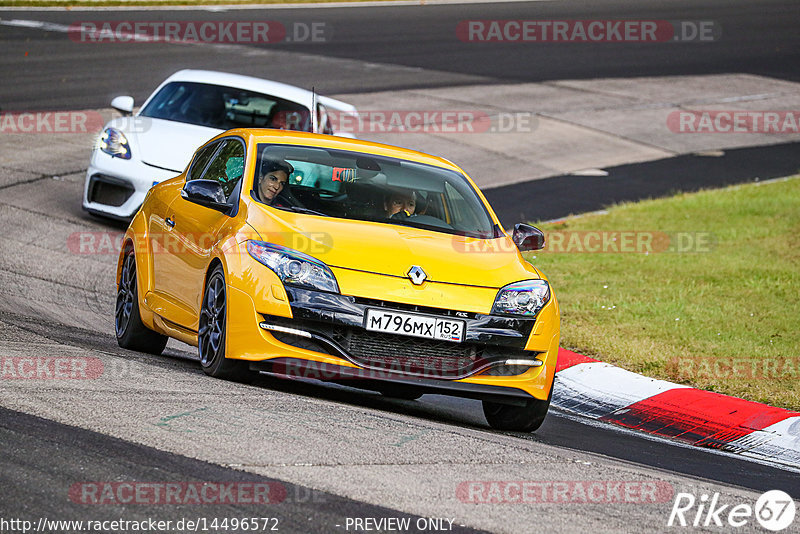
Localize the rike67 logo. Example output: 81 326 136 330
668 490 796 531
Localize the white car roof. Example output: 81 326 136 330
147 69 356 113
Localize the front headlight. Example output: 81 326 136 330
98 128 131 159
492 280 550 317
246 241 339 293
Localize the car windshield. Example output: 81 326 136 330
140 81 311 131
254 144 501 239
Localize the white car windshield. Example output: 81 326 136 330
255 144 501 239
140 81 311 131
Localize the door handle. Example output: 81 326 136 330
165 216 175 228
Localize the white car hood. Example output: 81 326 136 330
125 117 222 173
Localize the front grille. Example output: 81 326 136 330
264 316 538 379
88 174 134 207
338 329 480 377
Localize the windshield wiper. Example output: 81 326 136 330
389 218 495 238
387 218 453 233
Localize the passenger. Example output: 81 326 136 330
384 189 417 219
257 158 294 205
268 104 309 131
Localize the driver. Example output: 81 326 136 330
384 189 417 219
257 158 294 205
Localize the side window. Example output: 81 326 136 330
197 139 245 201
187 141 219 181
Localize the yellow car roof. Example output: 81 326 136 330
222 129 464 173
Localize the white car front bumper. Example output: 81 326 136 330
82 149 182 220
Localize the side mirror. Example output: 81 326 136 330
181 180 232 213
513 223 545 251
111 96 134 115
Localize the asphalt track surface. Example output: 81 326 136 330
485 140 800 226
0 406 483 534
5 309 800 496
2 0 800 532
0 0 799 111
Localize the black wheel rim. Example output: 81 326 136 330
115 253 135 338
198 272 226 367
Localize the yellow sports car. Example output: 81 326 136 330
115 129 560 431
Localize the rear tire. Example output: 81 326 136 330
115 251 168 355
482 381 553 432
198 264 252 382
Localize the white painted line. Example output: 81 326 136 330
552 361 689 419
550 406 800 475
0 18 273 54
570 168 608 177
0 0 556 12
552 357 800 470
0 19 71 32
686 92 786 105
725 416 800 470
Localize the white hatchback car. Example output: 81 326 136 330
82 69 357 221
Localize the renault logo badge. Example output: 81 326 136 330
407 266 427 285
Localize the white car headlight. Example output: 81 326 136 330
98 127 131 160
246 241 339 293
492 280 550 317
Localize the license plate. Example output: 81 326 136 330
364 309 465 343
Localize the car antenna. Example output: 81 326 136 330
311 86 317 134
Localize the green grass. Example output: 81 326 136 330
528 176 800 410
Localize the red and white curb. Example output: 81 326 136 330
552 348 800 470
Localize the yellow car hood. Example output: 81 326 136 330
246 206 539 289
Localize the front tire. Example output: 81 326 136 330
115 251 168 355
482 381 553 432
198 264 252 381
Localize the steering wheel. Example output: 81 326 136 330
390 210 415 221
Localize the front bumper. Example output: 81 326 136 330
82 150 181 220
225 282 559 401
264 287 540 378
249 357 538 405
